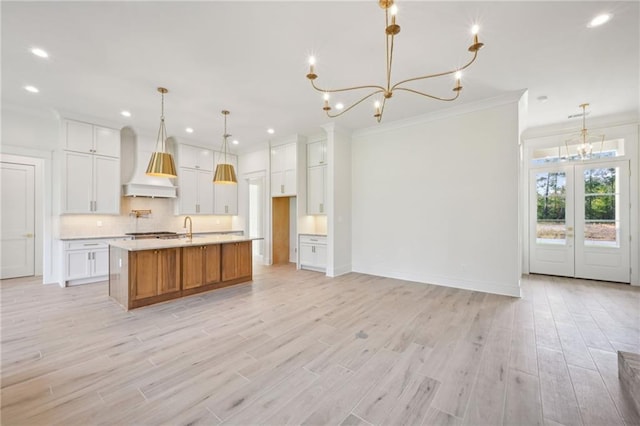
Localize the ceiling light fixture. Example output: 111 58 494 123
566 103 604 160
30 47 48 58
121 110 131 117
306 0 484 122
213 110 238 184
146 87 177 178
588 13 611 28
232 140 239 145
267 128 275 134
185 127 194 133
24 85 39 93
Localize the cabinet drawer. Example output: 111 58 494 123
299 235 326 245
66 240 109 250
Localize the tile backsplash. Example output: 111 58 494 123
58 197 237 238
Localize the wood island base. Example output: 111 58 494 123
109 239 252 310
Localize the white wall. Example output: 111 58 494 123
351 95 523 297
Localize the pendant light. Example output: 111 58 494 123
213 110 238 184
146 87 177 178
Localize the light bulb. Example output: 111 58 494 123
121 110 132 117
374 100 381 108
24 85 39 93
336 103 344 110
588 14 611 28
323 92 330 101
471 24 480 35
455 71 462 80
31 48 48 58
390 4 398 15
308 56 316 65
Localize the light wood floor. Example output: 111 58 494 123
2 264 639 426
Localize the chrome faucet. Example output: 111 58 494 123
183 216 193 240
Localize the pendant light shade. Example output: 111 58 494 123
146 87 177 178
213 110 238 184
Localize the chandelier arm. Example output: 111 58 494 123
394 87 461 102
385 10 391 91
390 50 478 91
326 89 385 118
310 79 386 94
376 97 389 123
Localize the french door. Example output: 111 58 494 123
529 160 630 283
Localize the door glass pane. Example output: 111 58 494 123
583 167 619 247
536 172 567 244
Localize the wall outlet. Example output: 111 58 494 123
96 221 103 227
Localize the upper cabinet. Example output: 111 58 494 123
179 144 214 171
214 151 238 215
176 144 215 215
61 119 120 214
307 139 327 215
271 142 297 197
65 119 120 158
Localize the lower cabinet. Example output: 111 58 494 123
131 248 181 301
62 238 127 286
221 241 252 281
299 234 327 272
182 245 221 289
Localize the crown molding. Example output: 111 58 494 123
522 110 639 140
352 89 527 139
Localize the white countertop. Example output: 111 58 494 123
59 230 243 241
110 234 261 251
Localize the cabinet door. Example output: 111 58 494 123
236 241 252 278
284 169 297 195
285 143 297 170
65 120 94 153
221 243 237 281
181 145 214 171
63 151 93 213
299 243 314 267
158 248 180 295
307 166 325 214
65 250 91 279
178 168 198 214
271 145 286 173
132 250 158 300
93 156 120 214
315 244 327 269
94 126 120 158
182 246 204 289
307 140 326 167
215 184 237 215
197 170 214 214
271 171 284 197
204 245 221 284
93 249 109 276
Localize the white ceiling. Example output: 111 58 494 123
2 1 638 152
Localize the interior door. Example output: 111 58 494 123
1 162 35 278
530 161 630 283
575 161 630 282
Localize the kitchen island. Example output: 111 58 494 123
109 235 257 310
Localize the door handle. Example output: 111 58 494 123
24 233 34 238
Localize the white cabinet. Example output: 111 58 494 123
179 144 214 171
177 168 214 215
299 234 327 272
307 140 327 215
176 144 216 215
271 142 297 197
65 119 120 158
62 238 126 286
63 151 120 214
214 152 238 215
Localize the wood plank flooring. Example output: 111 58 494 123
2 265 639 425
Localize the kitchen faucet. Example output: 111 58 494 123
183 216 193 240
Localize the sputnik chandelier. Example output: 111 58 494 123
566 103 605 160
306 0 485 123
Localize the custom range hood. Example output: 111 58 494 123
121 127 177 198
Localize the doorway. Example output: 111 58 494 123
1 161 36 278
272 196 296 264
529 160 630 282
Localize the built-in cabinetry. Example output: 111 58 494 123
176 144 214 215
130 248 181 301
271 142 297 196
307 139 327 215
182 244 220 290
176 144 238 215
298 234 327 272
61 237 129 286
214 152 238 215
62 119 121 214
222 241 252 281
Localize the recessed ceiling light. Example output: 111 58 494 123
588 13 611 28
24 85 39 93
30 47 48 58
185 127 194 133
121 110 132 117
336 103 344 110
232 139 239 145
267 128 275 134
